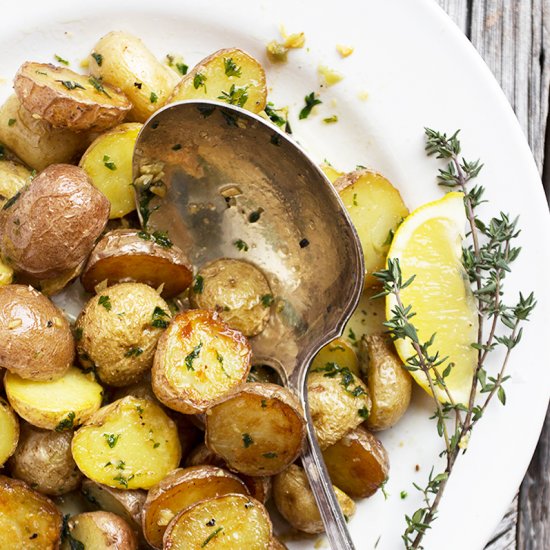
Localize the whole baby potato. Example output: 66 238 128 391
0 284 73 380
0 164 110 282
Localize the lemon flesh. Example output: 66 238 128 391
386 192 478 405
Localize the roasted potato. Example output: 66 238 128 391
0 95 87 170
9 422 81 495
152 309 251 414
76 282 172 386
0 257 13 286
142 465 249 548
62 511 138 550
169 48 267 114
310 338 360 377
5 366 103 430
323 426 389 498
0 474 62 549
0 164 110 283
72 396 181 490
361 334 412 431
205 383 305 476
0 285 73 380
0 397 19 466
81 229 193 298
273 464 355 534
270 538 289 550
307 366 371 449
0 159 32 209
163 493 272 550
79 123 142 218
14 62 131 132
189 258 272 337
335 169 409 286
89 31 180 122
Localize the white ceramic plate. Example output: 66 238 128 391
1 1 549 549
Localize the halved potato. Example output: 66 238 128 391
81 229 193 298
163 494 272 550
71 396 181 490
335 169 409 286
89 31 180 122
0 475 62 549
205 383 305 476
168 48 267 114
79 123 142 218
0 159 32 209
310 338 359 377
322 426 389 498
0 258 13 286
152 309 251 414
142 466 249 548
14 62 131 131
0 397 19 465
5 366 103 430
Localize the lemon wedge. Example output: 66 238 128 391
386 192 478 405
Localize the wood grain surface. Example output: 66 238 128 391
436 1 550 549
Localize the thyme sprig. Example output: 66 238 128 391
374 128 536 549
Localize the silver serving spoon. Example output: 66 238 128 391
133 100 364 550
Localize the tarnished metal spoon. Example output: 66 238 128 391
133 100 364 550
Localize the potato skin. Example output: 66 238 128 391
273 464 355 534
0 397 19 465
0 164 110 281
76 282 171 386
323 426 389 498
9 422 81 495
0 474 62 549
0 285 73 380
81 229 193 298
361 334 412 431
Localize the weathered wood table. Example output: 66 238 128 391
437 1 550 549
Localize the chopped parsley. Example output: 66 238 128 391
261 399 267 408
261 294 274 307
185 342 203 370
248 209 262 223
151 306 170 329
348 327 357 341
264 103 287 128
91 52 103 66
116 460 125 470
193 73 207 90
88 75 111 98
353 193 358 207
224 57 242 77
98 295 111 311
242 433 254 448
172 143 182 151
299 92 322 120
56 80 85 91
153 442 160 449
176 62 188 75
113 473 134 488
201 527 223 547
193 275 204 294
124 347 143 358
103 155 116 170
400 490 408 499
55 412 75 432
54 54 69 65
74 327 83 341
166 54 188 75
311 362 367 398
218 84 249 108
299 238 310 248
262 452 278 459
358 406 369 419
7 119 16 127
323 115 338 124
234 239 249 251
137 230 173 249
103 433 120 448
150 91 158 103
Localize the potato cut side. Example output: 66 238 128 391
169 48 267 114
5 366 103 430
72 396 181 490
0 258 13 286
0 475 62 549
80 123 142 218
143 466 249 548
163 494 272 550
14 62 131 131
335 169 409 286
0 159 32 209
205 383 305 476
152 309 251 414
310 337 359 377
81 229 193 298
323 426 389 498
0 397 19 465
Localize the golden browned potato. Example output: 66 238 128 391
270 538 288 550
0 164 110 283
310 338 360 377
169 48 267 114
307 366 371 449
361 334 412 431
9 422 82 495
152 309 251 414
81 229 193 298
142 466 249 548
163 494 272 550
14 62 131 132
0 397 19 466
79 123 142 219
335 169 409 286
5 366 103 430
0 257 13 287
89 31 180 122
0 285 74 380
0 159 32 209
322 426 389 498
0 95 87 170
62 511 138 550
205 383 305 476
71 396 181 490
76 282 172 386
0 475 62 549
189 259 272 337
273 464 355 534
